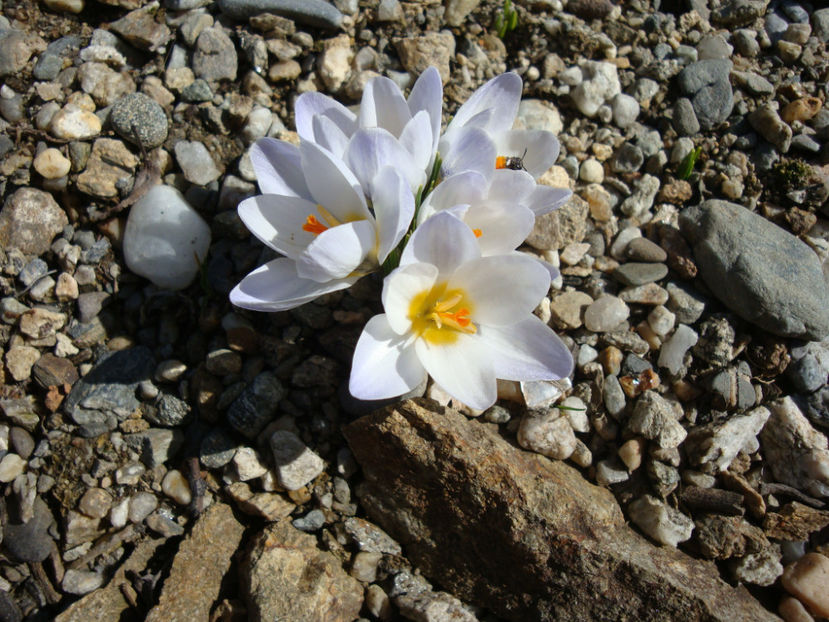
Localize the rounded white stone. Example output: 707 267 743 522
49 105 102 140
123 185 211 290
579 158 604 183
583 295 629 332
33 148 72 179
161 469 192 505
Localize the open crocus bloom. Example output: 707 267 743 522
349 212 573 409
229 139 413 311
294 67 443 177
440 72 563 180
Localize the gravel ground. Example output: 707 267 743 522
1 0 829 620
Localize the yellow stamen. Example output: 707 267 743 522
472 228 482 238
495 155 508 169
409 285 477 345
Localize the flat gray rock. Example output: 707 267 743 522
216 0 343 29
680 200 829 340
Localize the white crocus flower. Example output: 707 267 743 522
230 139 414 311
440 72 563 181
349 212 573 409
417 169 537 256
294 67 443 176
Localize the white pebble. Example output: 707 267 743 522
162 469 192 505
628 494 694 547
584 295 629 332
123 185 211 290
517 411 577 460
269 430 324 491
657 324 699 374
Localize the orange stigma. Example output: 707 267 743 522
302 214 328 235
472 228 482 238
495 155 508 169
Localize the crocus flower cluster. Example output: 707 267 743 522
231 68 574 410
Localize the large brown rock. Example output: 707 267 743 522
241 519 363 622
343 400 778 622
145 502 244 622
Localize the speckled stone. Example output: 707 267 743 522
110 92 168 149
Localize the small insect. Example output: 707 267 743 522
495 148 528 171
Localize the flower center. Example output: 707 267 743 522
495 149 527 171
302 205 341 236
472 228 482 238
409 283 477 345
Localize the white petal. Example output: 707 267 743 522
449 255 550 326
238 194 318 259
415 335 496 410
494 129 560 178
407 66 443 155
400 211 480 276
295 219 377 282
398 110 434 175
446 72 522 137
527 185 572 217
349 315 426 401
250 138 310 198
346 128 426 194
484 168 536 205
464 203 535 256
484 317 574 381
312 114 350 159
230 257 358 312
382 263 438 335
440 126 496 179
372 167 415 263
299 140 371 222
359 76 410 137
295 92 356 143
423 171 487 212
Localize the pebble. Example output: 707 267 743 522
658 324 699 375
613 263 668 286
162 469 192 505
200 428 239 468
628 495 694 547
626 238 667 263
517 410 577 460
110 92 168 149
611 143 644 173
749 104 793 152
595 458 630 486
579 158 604 183
611 93 639 129
0 453 26 482
292 508 326 532
680 200 829 340
781 553 829 618
232 446 269 481
628 391 686 449
778 596 815 622
33 148 71 179
0 187 69 255
78 487 112 519
550 291 593 330
584 295 629 332
193 27 238 81
129 491 159 523
62 569 104 595
676 59 733 130
760 397 829 498
684 407 770 472
269 430 325 490
731 546 784 586
123 185 212 290
174 140 223 185
620 174 660 218
115 462 146 486
571 61 620 117
216 0 344 28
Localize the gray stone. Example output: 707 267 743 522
813 9 829 42
200 428 239 468
2 496 55 562
666 282 706 325
227 371 286 438
174 140 222 186
749 105 792 153
711 0 770 27
343 400 776 621
110 5 172 52
124 428 184 468
0 29 47 77
193 27 238 82
217 0 344 29
673 97 700 136
0 188 68 255
613 263 668 286
678 62 733 130
146 394 192 427
110 92 168 149
64 347 155 438
611 143 644 173
679 200 829 340
181 79 213 103
628 495 694 547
